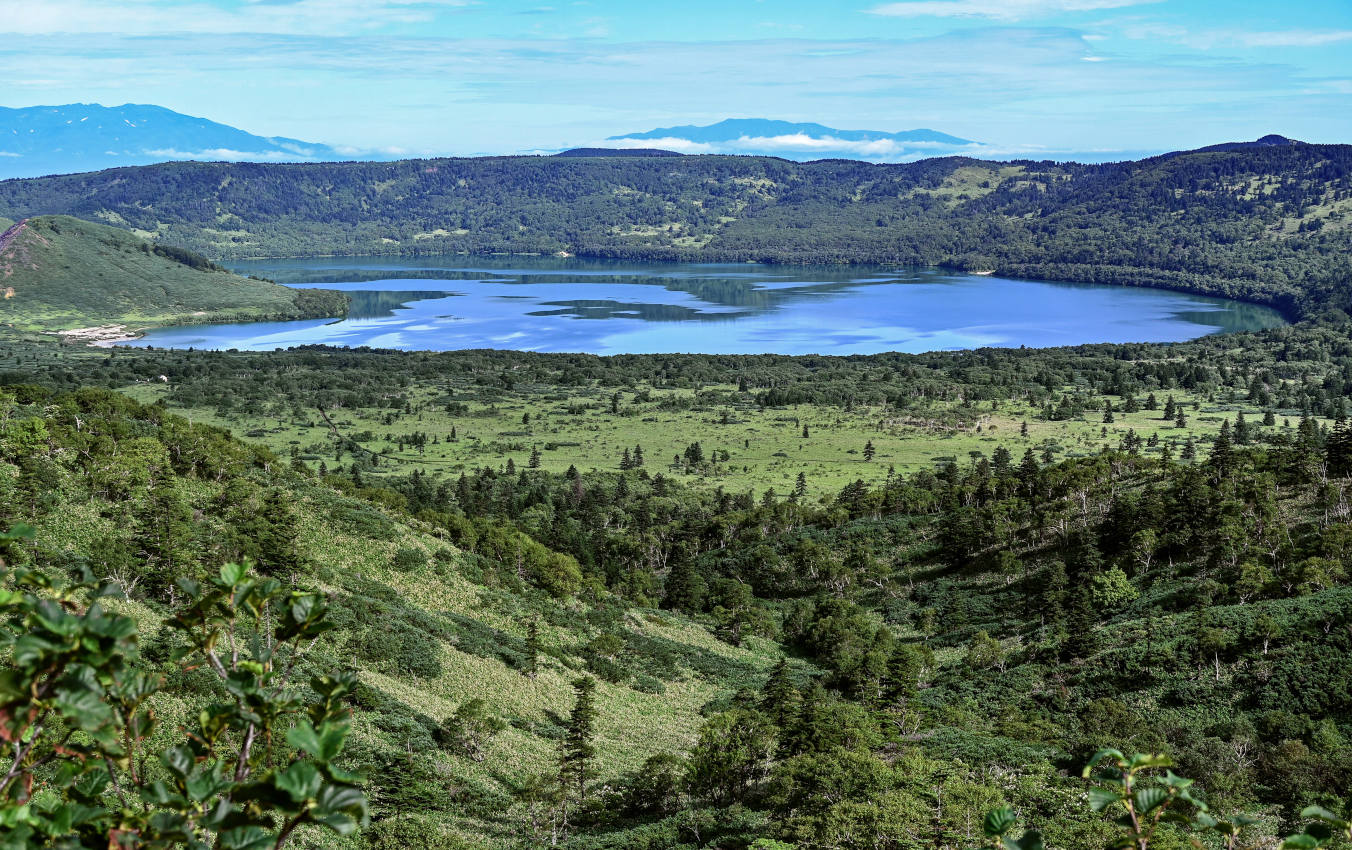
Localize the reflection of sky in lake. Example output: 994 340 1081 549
124 258 1287 355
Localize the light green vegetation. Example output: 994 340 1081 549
0 385 786 848
0 215 347 331
121 378 1313 498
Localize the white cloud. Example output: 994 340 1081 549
0 151 20 157
607 132 987 161
0 0 476 35
866 0 1159 21
1118 23 1352 50
143 147 324 160
1232 29 1352 48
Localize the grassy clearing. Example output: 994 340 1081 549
122 377 1314 498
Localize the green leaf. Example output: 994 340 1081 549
984 806 1018 838
219 562 247 587
317 784 366 811
1134 787 1169 815
287 720 349 762
1082 748 1126 777
1300 807 1346 827
161 745 194 780
1280 834 1323 850
287 721 322 759
1128 752 1173 771
275 761 323 804
218 826 274 850
1088 788 1122 812
1010 830 1044 850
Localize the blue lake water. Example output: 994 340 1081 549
123 257 1287 355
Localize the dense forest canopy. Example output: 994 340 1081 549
1 142 1350 317
3 310 1352 848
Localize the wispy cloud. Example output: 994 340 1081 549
0 0 477 35
606 133 987 160
1227 29 1352 48
866 0 1159 21
1117 23 1352 50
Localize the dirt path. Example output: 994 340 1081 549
0 219 26 257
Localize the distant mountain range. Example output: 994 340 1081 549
0 104 1313 181
605 118 981 161
0 104 363 179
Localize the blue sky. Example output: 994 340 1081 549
2 0 1349 157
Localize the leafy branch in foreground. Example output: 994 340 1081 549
977 805 1044 850
1081 749 1208 850
982 749 1348 850
1282 806 1352 849
0 529 366 849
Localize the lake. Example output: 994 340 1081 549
123 257 1287 355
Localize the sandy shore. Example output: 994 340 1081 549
52 325 145 347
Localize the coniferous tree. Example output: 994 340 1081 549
1326 417 1352 477
1210 420 1234 475
256 488 304 577
1063 593 1100 660
560 676 598 800
525 618 542 679
759 658 800 728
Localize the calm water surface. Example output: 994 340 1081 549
124 257 1286 355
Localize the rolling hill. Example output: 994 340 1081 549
0 141 1348 318
0 215 347 333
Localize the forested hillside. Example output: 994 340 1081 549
3 319 1352 848
1 142 1350 316
0 215 348 331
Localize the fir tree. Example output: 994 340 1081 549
1063 593 1100 660
560 677 598 800
525 619 541 679
1210 420 1234 475
758 658 800 728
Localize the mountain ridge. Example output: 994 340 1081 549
0 103 358 179
606 117 976 160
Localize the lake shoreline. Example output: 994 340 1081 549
120 258 1288 357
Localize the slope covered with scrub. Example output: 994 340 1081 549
0 215 347 331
